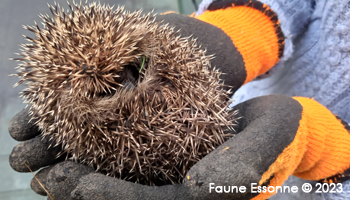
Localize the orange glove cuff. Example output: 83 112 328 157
292 97 350 180
253 97 350 200
195 0 284 84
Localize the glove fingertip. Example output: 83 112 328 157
31 180 47 196
9 137 62 172
9 143 31 172
45 161 95 200
30 166 54 196
9 108 40 141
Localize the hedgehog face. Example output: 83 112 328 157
14 2 236 185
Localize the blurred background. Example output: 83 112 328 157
0 0 199 199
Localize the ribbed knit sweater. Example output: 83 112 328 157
197 0 350 199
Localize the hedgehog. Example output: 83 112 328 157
13 1 237 185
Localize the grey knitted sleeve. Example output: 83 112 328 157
256 0 315 60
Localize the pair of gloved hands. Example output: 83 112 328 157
9 0 350 200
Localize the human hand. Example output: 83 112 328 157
4 95 300 199
12 93 350 200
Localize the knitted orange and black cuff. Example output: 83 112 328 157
253 97 350 200
196 0 285 84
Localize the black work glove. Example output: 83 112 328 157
11 94 310 200
14 1 339 200
12 95 350 200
